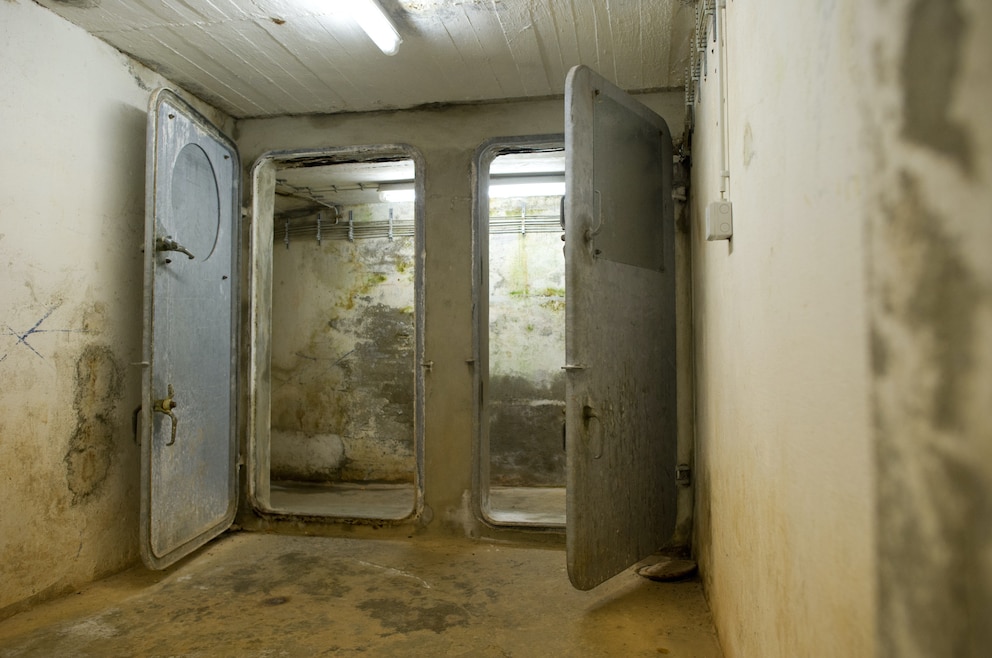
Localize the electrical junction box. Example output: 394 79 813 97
705 201 733 241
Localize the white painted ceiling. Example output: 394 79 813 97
276 158 417 208
273 147 565 209
34 0 695 118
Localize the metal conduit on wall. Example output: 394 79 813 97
273 214 564 243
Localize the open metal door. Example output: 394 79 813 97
564 66 677 590
140 89 240 569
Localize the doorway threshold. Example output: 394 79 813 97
269 481 415 520
488 485 565 526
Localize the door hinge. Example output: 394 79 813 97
676 464 691 487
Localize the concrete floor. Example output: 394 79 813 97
0 533 722 657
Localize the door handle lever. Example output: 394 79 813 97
156 236 194 259
153 384 179 446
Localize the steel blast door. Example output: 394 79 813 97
564 66 676 590
140 89 239 569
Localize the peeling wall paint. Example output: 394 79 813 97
487 198 567 487
270 204 417 484
65 343 124 504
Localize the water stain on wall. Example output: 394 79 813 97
489 373 566 487
270 231 417 484
742 121 755 168
487 221 567 489
272 302 416 483
874 171 990 655
64 343 124 504
899 0 973 173
884 172 978 431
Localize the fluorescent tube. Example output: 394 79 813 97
351 0 402 56
489 175 566 198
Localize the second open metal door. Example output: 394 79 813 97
564 66 678 590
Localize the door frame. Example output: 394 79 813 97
471 134 567 529
246 145 427 523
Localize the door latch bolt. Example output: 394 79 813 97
153 384 179 446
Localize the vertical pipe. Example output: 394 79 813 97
716 0 730 199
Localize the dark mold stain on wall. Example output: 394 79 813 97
349 304 416 429
488 374 566 487
890 173 978 432
64 343 124 504
270 231 417 484
874 172 990 655
900 0 973 173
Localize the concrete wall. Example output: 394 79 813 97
691 0 991 656
488 196 567 487
237 91 685 536
862 1 992 654
270 202 417 483
0 0 232 617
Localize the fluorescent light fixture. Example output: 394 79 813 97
489 175 566 198
379 181 415 202
350 0 402 56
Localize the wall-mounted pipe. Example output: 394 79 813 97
716 0 730 200
703 0 734 242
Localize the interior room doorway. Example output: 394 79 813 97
249 146 425 521
475 137 567 527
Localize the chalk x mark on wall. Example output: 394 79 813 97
1 304 87 363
